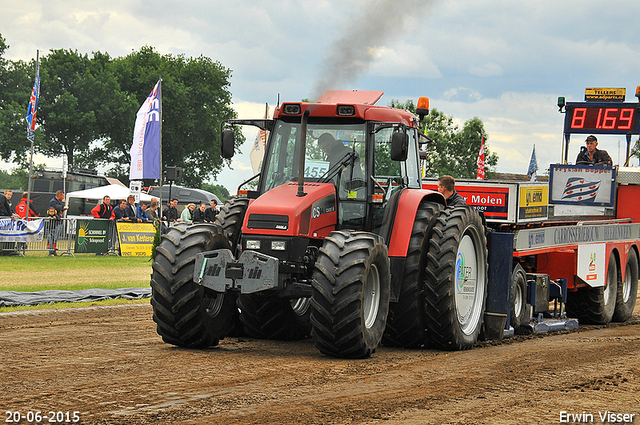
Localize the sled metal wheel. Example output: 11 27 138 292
613 251 638 322
510 264 528 329
566 251 619 325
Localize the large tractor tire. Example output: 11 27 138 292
215 196 250 248
237 294 311 340
311 231 391 358
383 201 443 348
510 263 529 329
566 251 619 325
423 207 488 351
214 196 250 336
613 251 639 322
151 224 237 348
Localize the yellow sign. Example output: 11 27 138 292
518 184 548 221
584 87 626 102
116 222 156 256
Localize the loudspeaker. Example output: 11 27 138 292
166 166 182 182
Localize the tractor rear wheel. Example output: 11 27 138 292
424 207 488 351
237 294 311 340
151 224 237 348
613 251 639 322
383 201 442 348
311 231 391 358
567 251 618 325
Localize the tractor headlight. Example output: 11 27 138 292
246 240 261 250
271 241 287 251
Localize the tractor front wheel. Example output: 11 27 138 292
311 231 391 358
150 224 237 348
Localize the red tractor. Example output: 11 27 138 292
150 90 489 358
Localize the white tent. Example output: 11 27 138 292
65 184 153 206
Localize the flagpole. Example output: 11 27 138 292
158 77 163 216
26 50 39 220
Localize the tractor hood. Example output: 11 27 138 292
242 182 337 239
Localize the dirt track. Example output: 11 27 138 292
1 302 639 425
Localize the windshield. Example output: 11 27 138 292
261 121 367 192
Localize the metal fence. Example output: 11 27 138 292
0 218 120 256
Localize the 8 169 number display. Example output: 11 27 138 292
564 103 640 134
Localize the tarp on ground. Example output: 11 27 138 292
65 185 153 205
0 287 151 307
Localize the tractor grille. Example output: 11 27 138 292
247 214 289 230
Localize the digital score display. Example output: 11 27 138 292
564 102 640 135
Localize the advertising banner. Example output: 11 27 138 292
116 222 156 257
517 184 549 221
549 165 616 206
74 219 109 253
422 179 517 223
0 219 44 242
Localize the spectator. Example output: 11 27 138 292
125 195 142 223
49 190 68 218
91 196 115 220
44 206 62 256
113 199 129 221
180 203 196 224
162 198 180 224
146 201 159 222
437 175 467 207
15 192 39 219
91 195 115 255
137 202 149 222
1 189 18 218
204 199 218 223
193 202 206 223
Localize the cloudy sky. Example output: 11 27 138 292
3 0 640 191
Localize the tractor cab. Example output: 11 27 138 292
220 91 426 236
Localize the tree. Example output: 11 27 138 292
37 49 117 169
388 99 498 178
0 34 32 165
0 41 242 189
201 183 230 202
0 168 28 190
89 46 241 188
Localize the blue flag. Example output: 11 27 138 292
130 81 161 180
527 145 538 181
26 69 40 142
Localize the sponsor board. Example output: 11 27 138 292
549 164 615 206
518 183 549 221
75 219 109 253
0 219 44 242
116 222 156 256
514 223 640 251
422 179 518 223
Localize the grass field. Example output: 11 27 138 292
0 254 153 312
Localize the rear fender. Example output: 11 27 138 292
386 189 445 257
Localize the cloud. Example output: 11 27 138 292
468 62 502 77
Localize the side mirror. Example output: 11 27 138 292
390 132 409 161
221 130 235 159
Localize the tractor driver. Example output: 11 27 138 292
318 133 365 196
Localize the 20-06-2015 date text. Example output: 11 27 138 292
5 411 80 423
